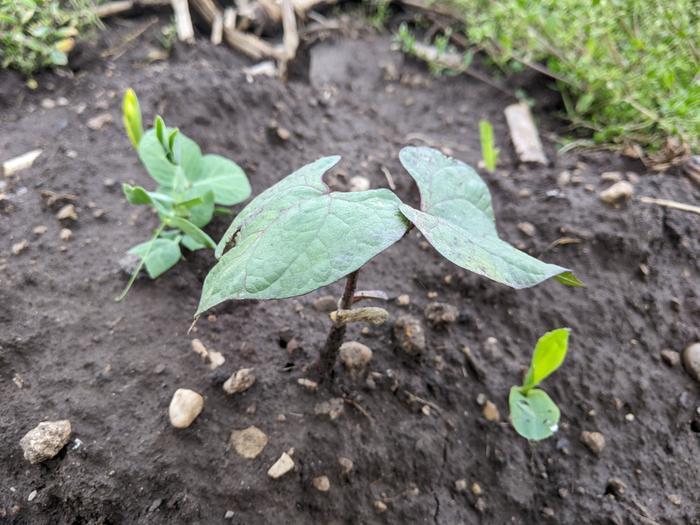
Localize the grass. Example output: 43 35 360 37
0 0 98 76
421 0 700 152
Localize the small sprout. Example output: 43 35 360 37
479 119 499 173
117 89 251 300
509 328 570 441
198 147 580 383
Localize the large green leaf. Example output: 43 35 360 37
398 147 580 289
509 386 560 441
197 156 409 314
128 238 182 279
524 328 570 389
178 188 215 228
137 127 202 188
194 154 251 206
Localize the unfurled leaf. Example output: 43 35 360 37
524 328 570 389
398 147 578 289
128 238 181 278
197 156 409 314
165 216 216 249
509 386 560 441
195 154 251 205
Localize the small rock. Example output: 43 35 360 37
482 401 500 422
11 240 29 255
349 176 370 192
297 378 318 392
667 494 682 506
230 426 268 459
580 431 606 455
517 222 536 237
314 398 345 420
599 181 633 204
339 341 373 378
482 337 502 361
454 479 467 492
87 112 113 130
396 294 410 306
312 475 330 492
471 482 483 496
276 127 291 141
600 171 623 182
474 497 486 513
56 204 77 221
606 478 626 497
267 452 295 479
33 225 47 236
224 510 235 519
557 171 571 187
426 291 438 299
27 490 37 502
20 420 72 464
168 389 204 428
660 349 680 367
223 368 256 394
541 507 555 519
191 338 208 359
373 501 387 513
423 302 459 328
59 228 73 241
276 414 286 422
682 342 700 383
393 315 426 356
147 498 162 513
41 98 56 109
313 295 338 312
338 456 353 475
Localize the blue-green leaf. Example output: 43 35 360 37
509 386 560 441
165 216 216 249
194 154 251 206
128 238 182 279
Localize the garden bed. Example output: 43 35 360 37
1 21 699 524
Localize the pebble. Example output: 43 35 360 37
396 294 410 306
56 204 77 221
474 498 486 513
27 490 37 502
313 295 338 312
224 510 235 519
339 342 373 378
482 337 502 361
20 420 72 464
557 171 571 187
338 456 353 475
60 228 73 241
312 475 330 492
223 368 256 394
297 378 318 392
314 398 345 420
267 452 295 479
600 171 623 182
33 225 47 236
606 478 626 497
517 222 536 237
87 112 113 130
349 176 370 192
393 315 426 355
482 401 500 422
660 349 680 367
454 479 467 492
373 501 387 513
230 426 268 459
11 240 28 255
276 127 291 141
423 302 459 328
599 181 633 204
168 389 204 428
471 482 483 496
682 342 700 383
580 431 606 455
667 494 682 506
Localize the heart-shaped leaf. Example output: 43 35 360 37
398 147 580 289
128 238 182 279
509 386 560 441
524 328 570 389
197 156 409 314
194 154 251 206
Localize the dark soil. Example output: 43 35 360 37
1 19 699 525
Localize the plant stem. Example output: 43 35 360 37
317 269 359 383
115 222 165 302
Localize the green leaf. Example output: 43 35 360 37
509 386 560 441
194 154 251 206
128 238 181 279
523 328 570 389
165 216 216 249
398 147 577 289
122 183 154 205
180 188 214 228
122 88 143 148
479 119 499 173
197 156 409 314
181 234 208 251
138 127 202 188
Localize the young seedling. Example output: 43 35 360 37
509 328 570 441
479 119 499 173
197 147 582 381
117 89 251 300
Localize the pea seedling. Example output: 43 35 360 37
197 147 581 380
479 119 499 173
509 328 570 440
117 89 251 299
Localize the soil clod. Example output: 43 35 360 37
580 431 606 455
230 426 268 459
423 302 459 328
393 315 426 356
20 420 72 464
223 368 256 394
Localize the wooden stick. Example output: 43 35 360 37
281 0 299 61
211 12 223 45
504 102 548 164
95 0 170 18
171 0 194 42
639 197 700 216
291 0 336 17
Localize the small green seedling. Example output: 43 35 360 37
197 147 582 381
479 119 499 173
117 89 251 300
509 328 570 441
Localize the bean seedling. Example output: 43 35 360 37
509 328 570 440
117 89 251 300
197 147 581 380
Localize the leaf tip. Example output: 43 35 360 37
555 271 585 287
